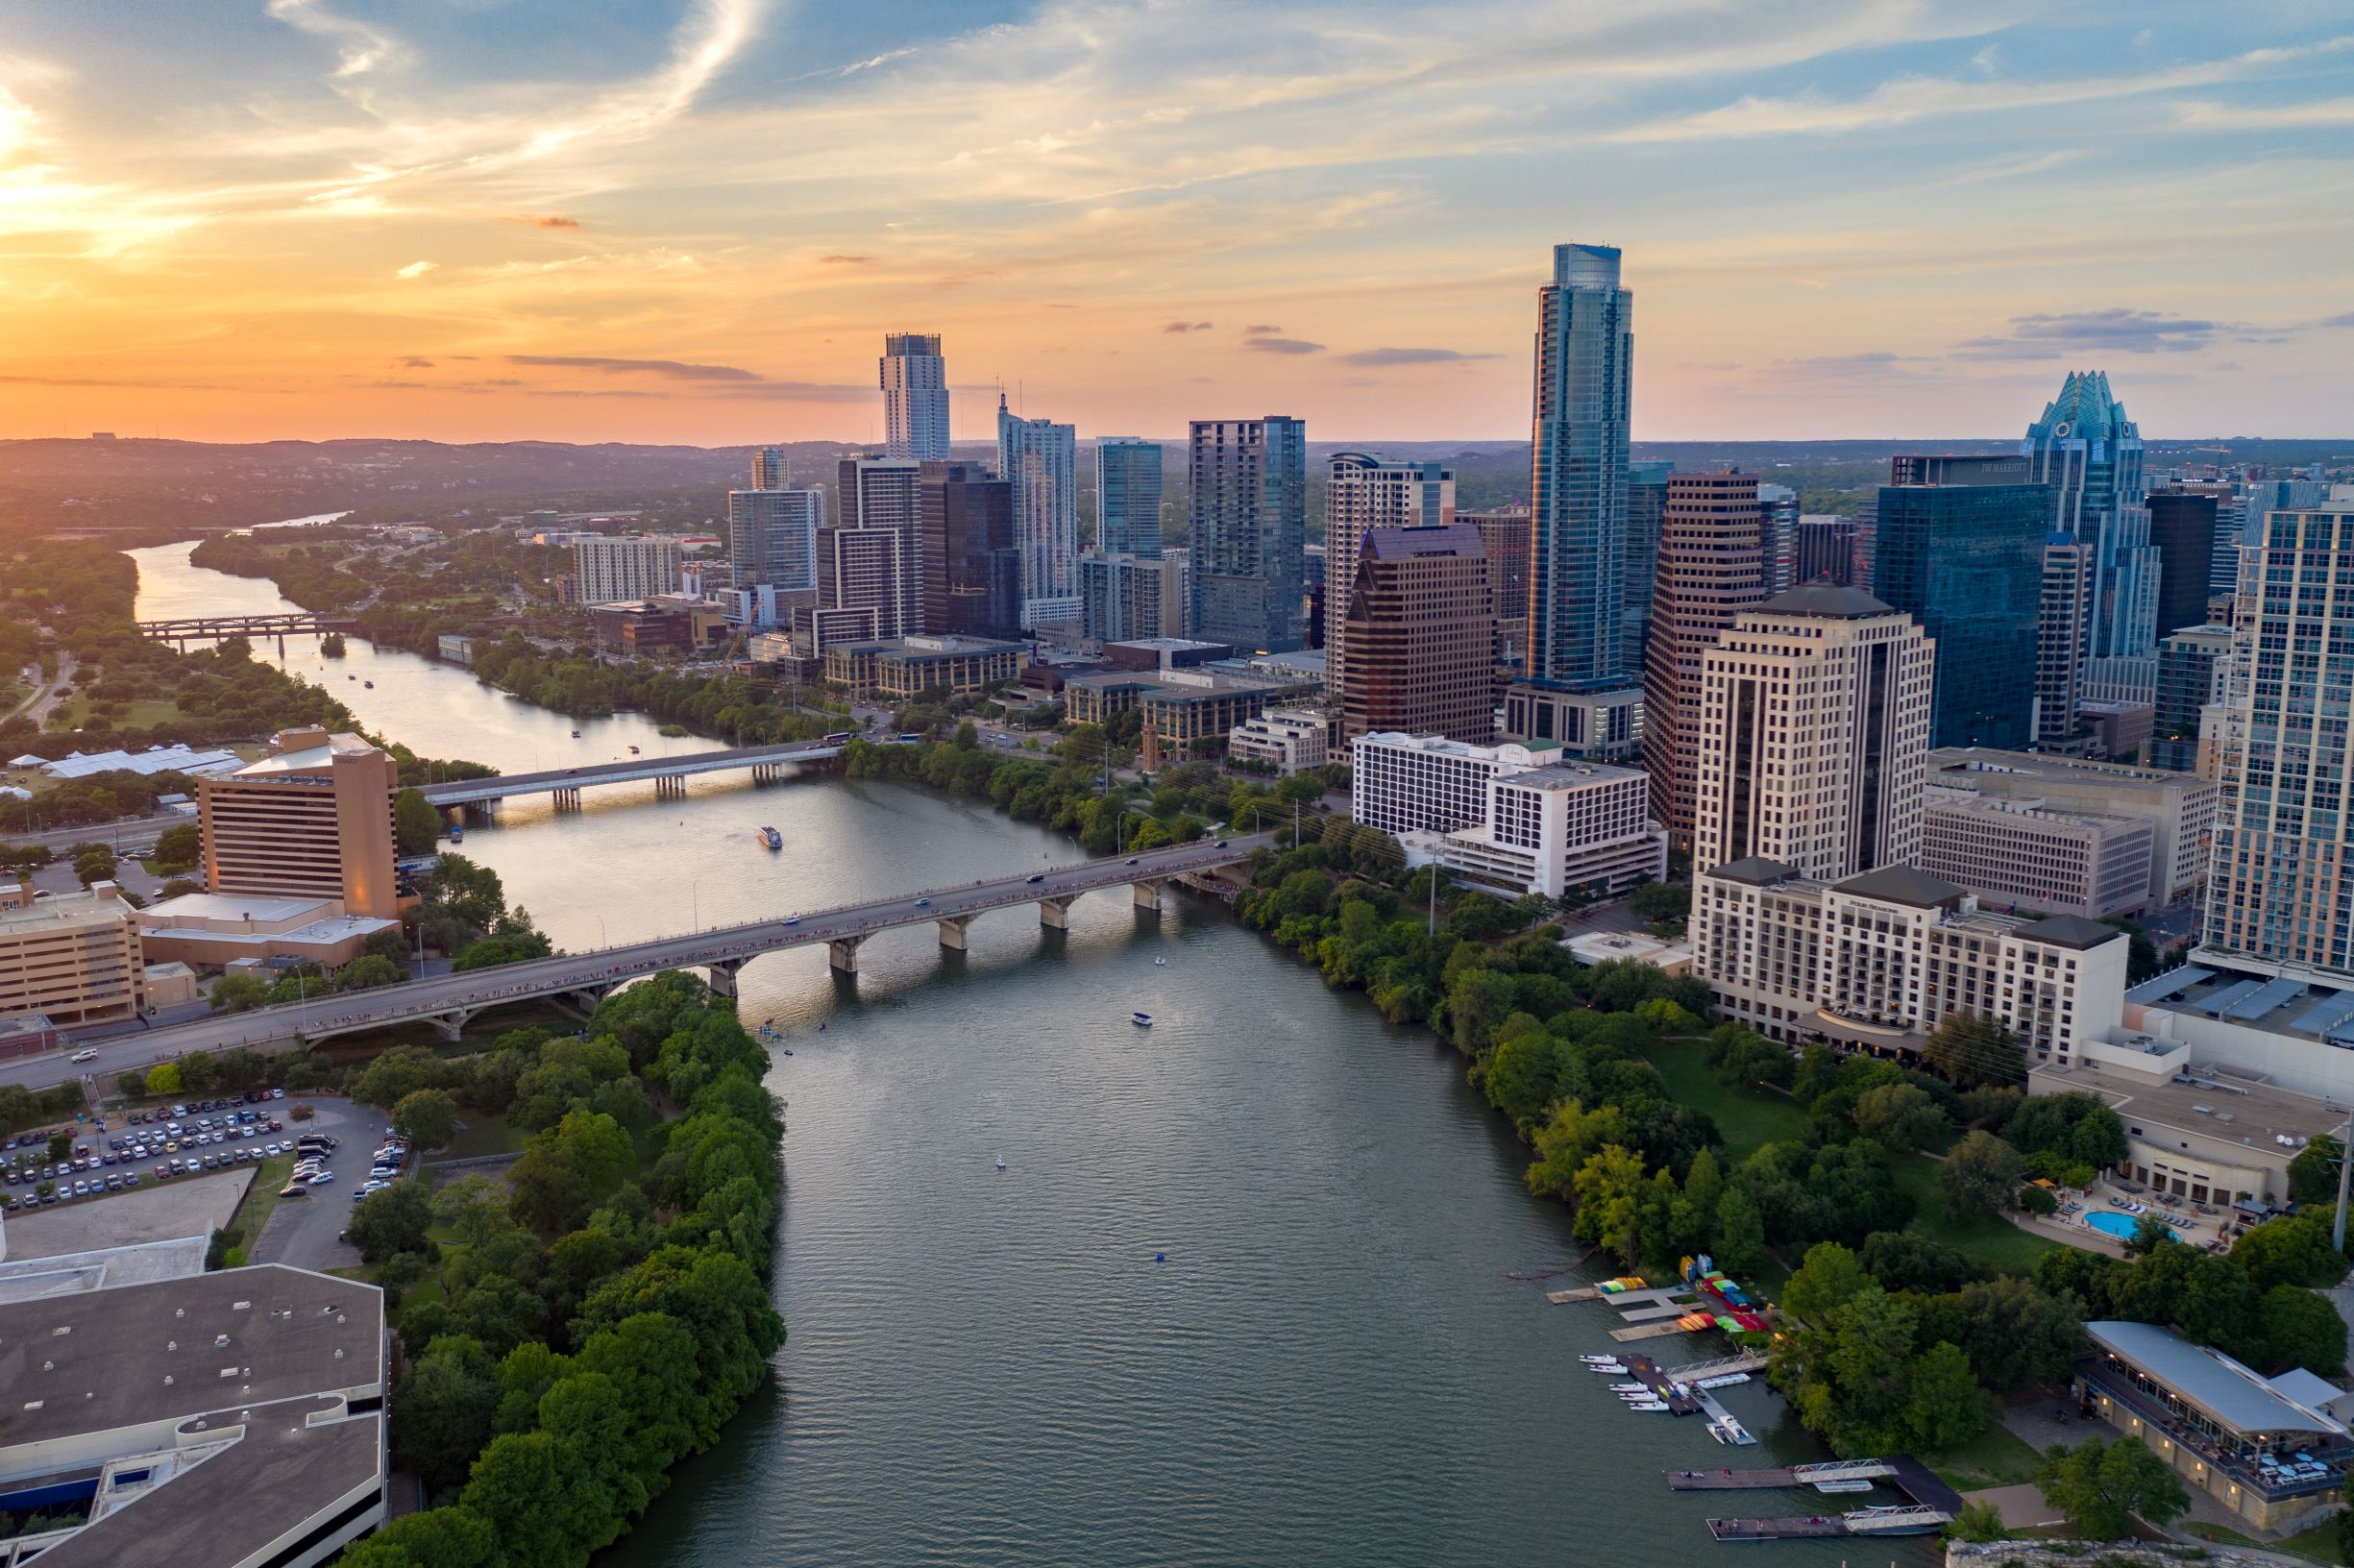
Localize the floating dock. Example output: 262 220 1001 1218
1669 1458 1958 1538
1704 1505 1952 1540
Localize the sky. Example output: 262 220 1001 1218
2 1 2351 445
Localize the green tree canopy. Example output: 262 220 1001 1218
349 1181 434 1264
394 1088 461 1152
1938 1130 2025 1217
2034 1435 2191 1539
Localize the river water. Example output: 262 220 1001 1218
130 540 1931 1567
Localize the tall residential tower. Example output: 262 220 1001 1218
996 396 1080 627
1528 243 1632 688
879 333 950 462
1095 438 1164 558
1189 416 1307 651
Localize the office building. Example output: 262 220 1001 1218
1641 472 1766 840
791 602 883 657
1351 731 1666 900
2212 494 2248 599
1758 483 1800 594
1325 453 1455 690
1528 243 1632 687
1622 459 1673 663
1692 584 1934 884
1227 704 1336 775
880 331 949 462
995 397 1080 627
1496 680 1642 761
2074 1320 2349 1531
831 455 924 637
2147 486 2221 640
1465 504 1533 667
1189 416 1307 651
920 460 1021 641
823 634 1026 698
1155 548 1192 638
135 890 399 971
0 1262 388 1568
1064 663 1315 747
1890 453 2029 486
2200 487 2354 985
1095 438 1164 557
1335 524 1492 744
725 487 820 597
2149 624 2234 772
1693 858 2129 1062
1928 747 2217 905
1921 788 2157 919
750 445 790 490
1873 482 2046 750
2024 370 2157 670
570 535 681 606
198 728 400 919
1080 553 1164 644
1793 515 1858 587
2036 535 2097 747
0 882 143 1025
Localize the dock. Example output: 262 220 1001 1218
1610 1317 1709 1343
1704 1506 1951 1540
1670 1458 1959 1538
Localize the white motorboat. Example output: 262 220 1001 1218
1584 1362 1629 1375
1627 1401 1670 1412
1609 1383 1647 1392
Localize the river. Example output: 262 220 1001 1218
130 539 1929 1567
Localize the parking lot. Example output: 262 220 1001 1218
2 1168 253 1262
0 1087 297 1218
248 1097 400 1275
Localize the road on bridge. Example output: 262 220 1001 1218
416 737 853 806
6 834 1273 1091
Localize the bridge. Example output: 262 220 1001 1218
135 612 358 648
5 836 1270 1090
418 738 858 810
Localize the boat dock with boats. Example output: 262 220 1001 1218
1668 1458 1961 1539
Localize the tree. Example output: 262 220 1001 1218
348 1181 434 1264
1627 880 1690 924
393 1089 460 1152
46 1132 71 1163
116 1069 148 1099
1713 1184 1766 1277
145 1061 183 1095
2123 1213 2175 1257
1853 1083 1947 1153
209 974 268 1013
395 787 445 856
215 1048 268 1091
336 954 405 992
1784 1241 1873 1327
2289 1135 2343 1207
177 1049 217 1092
390 1335 502 1495
2035 1435 2191 1538
2232 1215 2350 1293
1945 1500 2009 1542
1939 1130 2024 1217
2259 1284 2348 1376
152 822 202 871
353 1045 454 1110
1922 1013 2025 1089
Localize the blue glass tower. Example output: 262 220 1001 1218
1094 438 1164 558
1874 483 2047 749
2023 371 2155 663
1528 243 1631 688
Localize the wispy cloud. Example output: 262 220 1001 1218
1955 308 2222 359
1245 336 1325 355
264 0 398 80
821 254 873 264
395 259 436 278
1164 320 1214 332
507 214 582 230
507 355 763 381
1341 346 1499 366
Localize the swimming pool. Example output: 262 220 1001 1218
2083 1211 2142 1237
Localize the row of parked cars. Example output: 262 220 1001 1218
285 1131 410 1201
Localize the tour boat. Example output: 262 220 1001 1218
571 728 582 738
1131 1012 1152 1026
1813 1480 1875 1495
759 826 782 849
995 1156 1006 1170
1696 1373 1751 1391
1579 1355 1619 1363
447 824 463 843
1627 1401 1670 1412
1584 1362 1629 1376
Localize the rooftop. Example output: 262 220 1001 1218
1505 762 1647 791
1929 747 2206 796
1753 581 1896 619
135 892 331 927
1707 856 1797 887
1832 864 1969 909
2086 1320 2343 1438
12 746 243 781
2031 1058 2348 1159
2015 914 2128 950
233 732 378 777
1361 523 1484 559
0 884 135 936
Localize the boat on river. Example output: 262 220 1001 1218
1131 1012 1152 1027
759 826 782 849
571 728 582 738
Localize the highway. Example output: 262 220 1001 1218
4 834 1271 1091
416 738 852 806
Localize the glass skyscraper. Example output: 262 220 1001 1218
1621 457 1672 665
996 395 1079 627
1874 483 2047 750
1094 437 1164 558
2202 490 2354 983
1188 416 1307 652
1528 243 1631 688
879 333 949 462
2149 623 2232 772
2022 371 2156 666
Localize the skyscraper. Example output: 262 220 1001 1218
1873 483 2046 751
2148 624 2233 773
2200 487 2354 983
1325 453 1454 690
2035 535 2096 747
1621 459 1672 662
830 455 924 636
571 536 682 606
920 460 1020 641
996 396 1079 627
1189 416 1307 652
1641 472 1766 840
879 333 949 462
1336 524 1493 744
2146 486 2219 641
1758 483 1800 595
1464 504 1533 668
725 490 819 597
1693 584 1933 881
1794 516 1859 587
750 446 790 491
1080 554 1164 645
1528 243 1631 687
1095 438 1164 558
2023 371 2157 674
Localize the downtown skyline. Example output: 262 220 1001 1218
2 2 2352 444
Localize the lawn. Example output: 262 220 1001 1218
1889 1153 2064 1276
428 1116 529 1164
2274 1516 2350 1565
1644 1036 1809 1161
1924 1421 2045 1490
226 1153 296 1247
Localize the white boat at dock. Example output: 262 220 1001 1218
1627 1401 1670 1411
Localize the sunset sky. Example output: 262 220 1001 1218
3 1 2351 444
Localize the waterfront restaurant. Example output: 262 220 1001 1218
2078 1319 2352 1531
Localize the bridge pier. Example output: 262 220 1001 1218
426 1008 478 1042
552 786 581 811
705 957 747 997
555 985 612 1017
655 775 686 801
1037 894 1079 931
936 914 975 950
1131 877 1168 912
827 936 866 974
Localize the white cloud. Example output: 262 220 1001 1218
396 259 436 278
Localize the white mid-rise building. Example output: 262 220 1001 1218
1352 731 1666 900
1227 705 1334 775
1921 787 2157 919
1693 583 1935 884
571 535 682 605
1693 858 2130 1065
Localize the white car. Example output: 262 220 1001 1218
306 1170 334 1185
69 1049 99 1064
